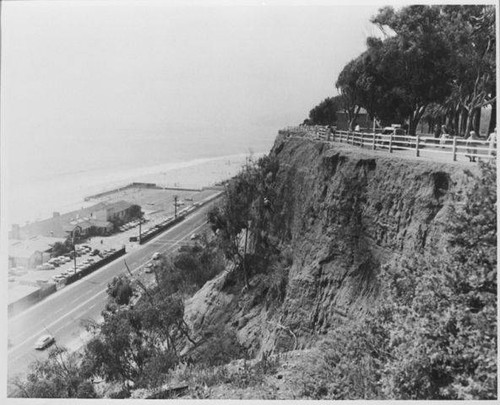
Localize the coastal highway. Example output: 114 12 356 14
7 202 216 384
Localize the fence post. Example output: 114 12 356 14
415 134 420 157
372 132 376 150
389 134 393 153
452 137 457 161
360 132 363 148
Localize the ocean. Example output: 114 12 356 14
5 124 277 227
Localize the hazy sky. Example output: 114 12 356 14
1 0 383 145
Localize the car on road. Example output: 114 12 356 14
34 334 55 350
190 233 199 240
152 252 161 260
145 262 154 273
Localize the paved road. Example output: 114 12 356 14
7 203 215 384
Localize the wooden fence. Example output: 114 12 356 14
282 126 496 162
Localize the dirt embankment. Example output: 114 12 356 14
184 132 477 356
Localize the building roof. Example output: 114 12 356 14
88 218 112 228
13 200 132 239
103 200 134 215
9 236 65 259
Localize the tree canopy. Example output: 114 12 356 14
309 5 496 136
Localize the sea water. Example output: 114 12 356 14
5 124 276 226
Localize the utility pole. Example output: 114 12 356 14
174 195 178 218
72 226 81 273
73 231 76 273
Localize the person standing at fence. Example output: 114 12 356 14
354 124 361 132
487 127 496 158
466 130 480 162
327 125 333 141
439 124 451 147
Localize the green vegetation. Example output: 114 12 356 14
50 239 74 258
310 5 495 134
11 347 97 398
296 162 497 400
207 155 286 289
304 96 342 126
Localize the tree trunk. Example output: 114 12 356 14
453 108 460 136
460 109 468 137
488 99 496 134
408 105 427 136
465 107 479 137
473 107 481 135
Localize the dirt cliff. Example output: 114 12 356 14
184 132 477 356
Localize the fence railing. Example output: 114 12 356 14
281 126 496 162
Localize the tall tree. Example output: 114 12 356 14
440 5 496 136
369 6 453 135
306 96 342 126
336 59 363 130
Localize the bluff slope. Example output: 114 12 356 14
185 132 477 355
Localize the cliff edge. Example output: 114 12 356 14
185 131 478 356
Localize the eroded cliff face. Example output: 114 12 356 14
185 133 477 356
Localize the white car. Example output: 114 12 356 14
34 334 55 350
152 252 161 260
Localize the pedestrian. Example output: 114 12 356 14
440 124 450 147
466 130 479 162
327 125 333 141
487 127 497 158
354 124 361 132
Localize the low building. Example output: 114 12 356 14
9 200 136 241
8 236 65 269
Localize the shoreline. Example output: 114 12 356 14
8 151 265 227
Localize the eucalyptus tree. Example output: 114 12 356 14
439 5 496 135
306 96 342 126
367 5 453 135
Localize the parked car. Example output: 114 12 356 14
144 262 154 273
34 334 55 350
41 263 55 270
